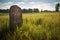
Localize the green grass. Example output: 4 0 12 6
0 12 60 40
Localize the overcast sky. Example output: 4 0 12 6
0 0 60 11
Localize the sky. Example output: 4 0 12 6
0 0 60 11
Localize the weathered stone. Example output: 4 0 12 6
9 5 23 31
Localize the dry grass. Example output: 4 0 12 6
0 12 60 40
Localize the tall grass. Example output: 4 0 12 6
0 12 60 40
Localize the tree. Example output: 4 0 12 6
22 9 28 13
28 8 33 13
0 9 9 13
33 8 39 13
55 3 60 11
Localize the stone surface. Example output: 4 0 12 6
9 5 23 31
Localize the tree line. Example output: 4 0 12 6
0 8 39 13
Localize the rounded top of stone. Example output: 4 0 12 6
10 5 21 9
11 5 18 7
9 5 22 14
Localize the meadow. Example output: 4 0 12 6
0 12 60 40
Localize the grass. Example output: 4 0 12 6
0 12 60 40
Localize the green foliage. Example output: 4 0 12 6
0 12 60 40
0 8 39 13
33 8 39 13
55 3 60 11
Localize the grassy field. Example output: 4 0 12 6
0 12 60 40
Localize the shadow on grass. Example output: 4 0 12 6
0 26 15 40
